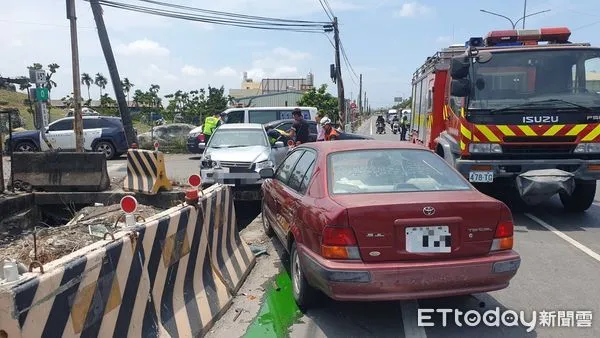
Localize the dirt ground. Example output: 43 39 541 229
0 203 163 266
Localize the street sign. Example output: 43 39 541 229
40 103 49 128
29 69 46 85
36 87 49 102
350 102 357 109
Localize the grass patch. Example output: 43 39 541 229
0 89 64 129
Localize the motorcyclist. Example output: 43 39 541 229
400 115 409 141
376 115 385 134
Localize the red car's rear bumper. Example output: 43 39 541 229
298 244 520 301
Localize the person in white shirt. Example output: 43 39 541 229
315 112 325 141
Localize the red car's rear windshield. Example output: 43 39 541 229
327 149 472 194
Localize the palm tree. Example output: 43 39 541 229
44 63 60 101
94 73 108 99
81 73 92 101
121 78 134 105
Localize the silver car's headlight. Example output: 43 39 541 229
574 143 600 153
469 143 502 153
254 160 274 171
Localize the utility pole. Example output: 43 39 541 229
333 17 346 130
67 0 84 151
522 0 527 29
358 74 363 115
90 0 137 146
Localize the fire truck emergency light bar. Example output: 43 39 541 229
483 27 571 47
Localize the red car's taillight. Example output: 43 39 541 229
197 134 205 142
321 226 360 260
491 205 514 251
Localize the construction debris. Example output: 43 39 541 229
0 203 164 266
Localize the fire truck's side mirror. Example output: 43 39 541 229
451 78 471 97
450 55 470 79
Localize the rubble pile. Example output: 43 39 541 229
0 203 164 266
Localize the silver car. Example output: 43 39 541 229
199 123 288 200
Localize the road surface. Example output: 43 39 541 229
208 116 600 338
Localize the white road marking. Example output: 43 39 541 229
525 213 600 263
370 119 373 135
400 300 427 338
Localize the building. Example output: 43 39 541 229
232 91 304 107
229 72 315 99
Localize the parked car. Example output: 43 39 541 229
187 106 318 154
6 116 129 160
259 140 520 309
199 123 288 200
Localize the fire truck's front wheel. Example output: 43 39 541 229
559 180 596 212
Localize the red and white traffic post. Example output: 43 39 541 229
154 141 160 151
185 174 202 205
120 195 138 227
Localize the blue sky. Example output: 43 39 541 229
2 0 600 108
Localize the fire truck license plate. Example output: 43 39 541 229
469 171 494 183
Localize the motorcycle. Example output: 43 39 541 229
376 122 385 134
392 122 399 134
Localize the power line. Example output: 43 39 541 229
340 40 359 81
86 0 331 32
322 0 336 18
318 0 333 21
136 0 331 25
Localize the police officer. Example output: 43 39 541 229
203 111 222 142
400 115 409 141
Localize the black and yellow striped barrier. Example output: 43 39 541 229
123 149 172 195
0 184 256 337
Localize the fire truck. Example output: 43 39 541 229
410 27 600 212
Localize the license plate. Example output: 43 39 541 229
469 170 494 183
406 226 451 253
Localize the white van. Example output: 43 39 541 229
221 106 318 124
187 106 318 154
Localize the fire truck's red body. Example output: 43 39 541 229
410 27 600 211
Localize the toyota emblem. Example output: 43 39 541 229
423 206 435 216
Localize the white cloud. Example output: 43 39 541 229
245 47 312 79
436 36 452 43
181 65 206 76
215 67 238 77
115 39 170 57
191 22 215 31
394 2 432 17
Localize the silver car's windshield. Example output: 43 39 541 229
208 129 268 148
468 48 600 111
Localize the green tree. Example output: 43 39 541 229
204 85 229 115
45 63 60 99
297 84 338 123
121 78 134 104
81 73 93 100
94 73 108 98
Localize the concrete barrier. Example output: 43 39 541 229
11 152 110 192
123 149 172 195
206 186 255 293
0 184 255 337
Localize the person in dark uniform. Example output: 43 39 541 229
287 108 310 145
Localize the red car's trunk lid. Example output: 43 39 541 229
331 190 502 262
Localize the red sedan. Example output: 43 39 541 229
258 140 520 309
